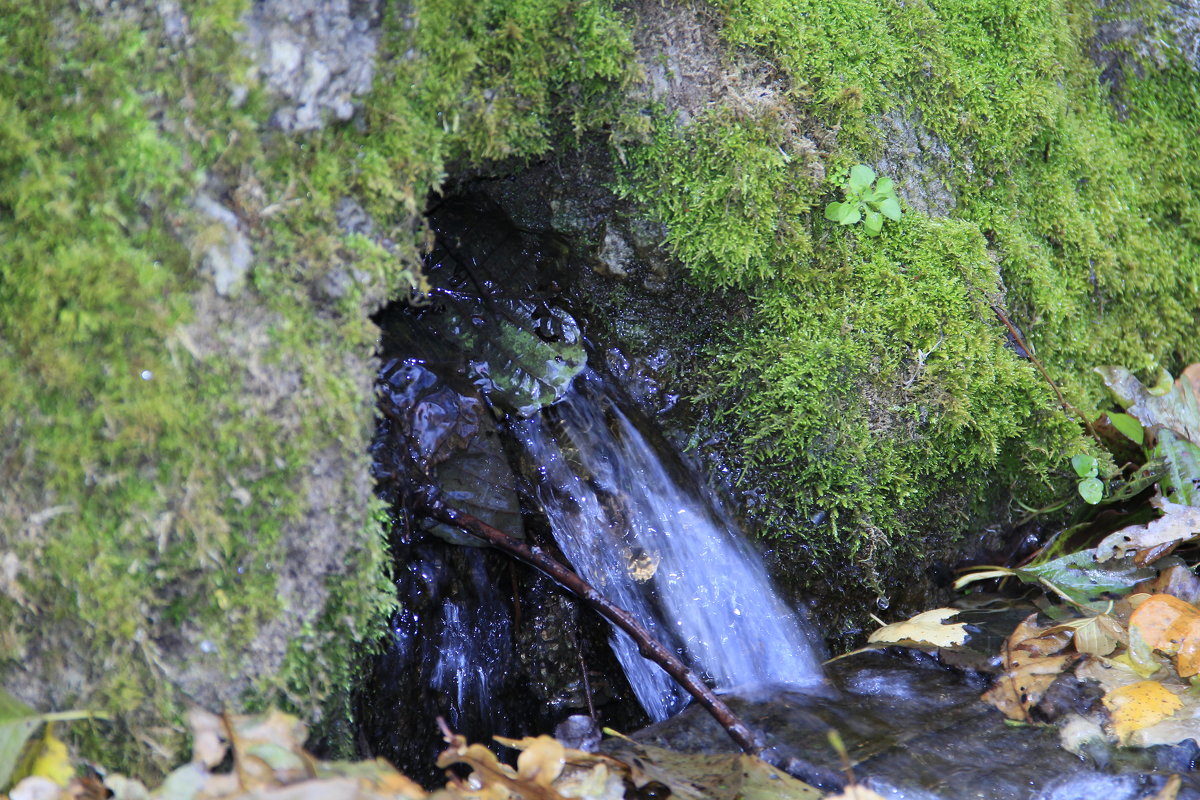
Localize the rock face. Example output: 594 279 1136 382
242 0 380 131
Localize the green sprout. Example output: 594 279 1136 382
1071 454 1104 504
824 164 902 236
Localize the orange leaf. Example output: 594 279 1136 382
1173 617 1200 677
1129 594 1200 654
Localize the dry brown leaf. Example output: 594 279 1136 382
515 737 565 787
1095 505 1200 562
185 708 227 768
865 608 968 647
1102 680 1184 743
983 654 1075 721
983 613 1077 721
1046 616 1124 656
1146 564 1200 605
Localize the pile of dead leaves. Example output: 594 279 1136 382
861 364 1200 760
0 705 894 800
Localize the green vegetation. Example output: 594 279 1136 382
4 0 1198 771
0 0 635 775
616 0 1200 614
1070 454 1104 505
824 164 903 235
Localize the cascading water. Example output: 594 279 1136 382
516 371 823 721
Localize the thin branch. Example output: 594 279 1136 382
991 305 1104 448
414 492 847 791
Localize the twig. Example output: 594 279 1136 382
413 492 847 790
991 305 1105 448
416 493 764 755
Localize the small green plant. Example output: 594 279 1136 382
824 164 902 236
1071 454 1104 504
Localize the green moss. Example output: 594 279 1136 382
618 109 817 289
708 216 1081 561
616 0 1200 618
1 0 639 775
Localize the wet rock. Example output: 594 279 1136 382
594 226 633 279
193 193 253 297
555 715 603 752
1089 0 1200 111
627 651 1200 800
872 108 962 218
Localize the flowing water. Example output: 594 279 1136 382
515 371 822 721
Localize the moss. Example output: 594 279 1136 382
617 108 818 289
616 0 1200 623
1 0 639 775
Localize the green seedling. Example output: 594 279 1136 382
825 164 902 236
1071 454 1104 504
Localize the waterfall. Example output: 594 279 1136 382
515 372 822 721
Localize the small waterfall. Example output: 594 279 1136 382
516 372 822 721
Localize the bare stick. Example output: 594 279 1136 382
417 494 763 754
413 492 846 790
991 305 1105 448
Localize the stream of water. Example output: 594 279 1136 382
516 371 822 721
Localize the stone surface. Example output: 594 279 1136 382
242 0 380 131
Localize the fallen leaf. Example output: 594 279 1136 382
983 614 1077 721
1095 505 1200 562
102 774 150 800
604 741 821 800
865 608 968 648
1102 680 1184 743
28 729 72 787
1154 430 1200 506
1046 615 1124 656
983 654 1075 721
1096 364 1200 447
1127 593 1200 676
185 708 227 768
515 736 565 787
1140 563 1200 605
1146 774 1181 800
8 775 61 800
0 691 46 791
552 762 625 800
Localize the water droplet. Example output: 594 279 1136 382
876 596 891 610
199 640 215 653
140 370 153 380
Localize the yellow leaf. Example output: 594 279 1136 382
866 608 968 647
1102 680 1183 743
29 730 72 787
516 736 565 787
